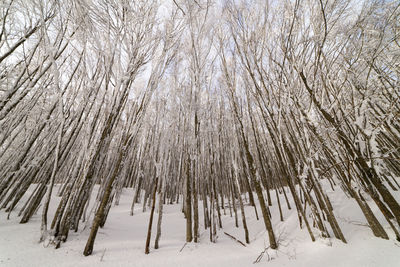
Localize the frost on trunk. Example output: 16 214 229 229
154 163 165 249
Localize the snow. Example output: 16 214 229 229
1 182 399 267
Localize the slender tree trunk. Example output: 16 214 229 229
155 175 165 249
145 177 159 254
185 155 192 242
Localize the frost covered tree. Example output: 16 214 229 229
0 0 399 259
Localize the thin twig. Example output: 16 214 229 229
253 245 271 264
100 248 106 261
179 242 187 252
173 0 185 15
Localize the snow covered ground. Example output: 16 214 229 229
1 182 399 267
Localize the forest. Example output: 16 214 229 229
0 0 399 266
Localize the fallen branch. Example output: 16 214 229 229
224 232 246 247
338 216 369 227
179 242 187 252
